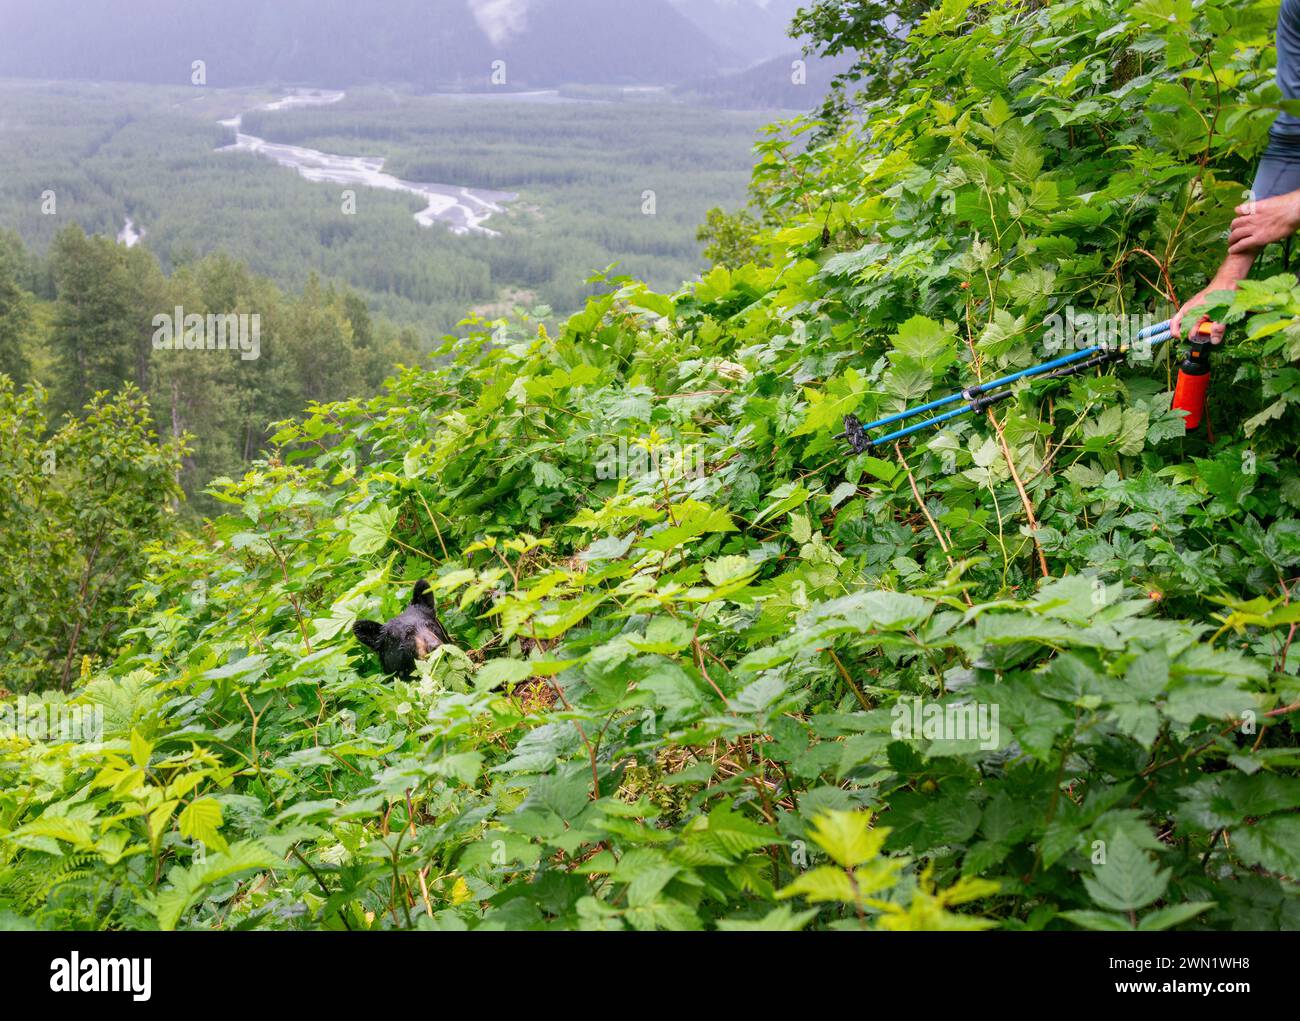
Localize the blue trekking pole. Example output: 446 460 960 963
839 318 1173 453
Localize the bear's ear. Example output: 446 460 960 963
353 619 384 650
411 578 435 610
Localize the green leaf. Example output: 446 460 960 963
715 905 820 931
793 367 866 436
152 841 279 931
130 729 153 769
807 810 888 868
1082 831 1169 912
628 617 694 654
638 502 736 551
1060 909 1133 931
1231 816 1300 876
178 798 226 853
829 481 857 509
776 865 857 903
474 659 533 691
890 315 956 366
703 554 757 588
1137 902 1215 931
349 505 397 555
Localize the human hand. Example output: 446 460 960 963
1170 252 1254 343
1228 190 1300 254
1170 286 1227 344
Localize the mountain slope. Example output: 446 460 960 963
667 0 807 67
675 49 857 111
501 0 725 85
0 0 728 87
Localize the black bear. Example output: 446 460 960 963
352 578 451 677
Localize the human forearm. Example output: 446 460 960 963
1170 251 1254 341
1208 250 1256 288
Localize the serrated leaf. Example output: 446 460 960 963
1081 831 1168 912
348 505 397 555
807 810 889 868
178 798 226 853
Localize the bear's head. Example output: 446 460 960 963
352 579 450 677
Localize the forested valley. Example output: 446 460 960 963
0 81 770 325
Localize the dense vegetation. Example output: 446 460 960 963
2 0 1300 932
0 383 185 693
0 224 423 515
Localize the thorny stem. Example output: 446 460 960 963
985 409 1050 578
414 488 449 559
290 845 352 930
894 443 974 607
265 536 313 652
827 646 872 712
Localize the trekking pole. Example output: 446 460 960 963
840 318 1173 453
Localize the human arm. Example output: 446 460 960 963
1170 250 1255 343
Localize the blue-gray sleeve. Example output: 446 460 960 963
1258 0 1300 196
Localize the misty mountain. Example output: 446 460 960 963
675 49 857 112
0 0 776 89
667 0 807 67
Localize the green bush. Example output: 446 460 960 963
0 380 184 693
